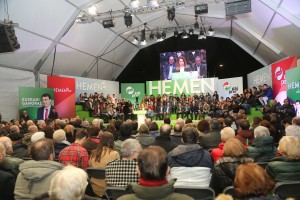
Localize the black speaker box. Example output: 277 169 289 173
0 23 20 53
225 0 251 16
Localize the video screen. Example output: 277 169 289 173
160 49 207 80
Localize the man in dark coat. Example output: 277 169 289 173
150 124 177 153
200 118 222 150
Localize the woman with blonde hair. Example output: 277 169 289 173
266 136 300 182
89 131 120 197
209 138 253 195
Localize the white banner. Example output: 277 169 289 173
218 77 244 99
247 65 272 88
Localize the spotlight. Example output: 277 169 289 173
174 29 179 37
87 6 97 15
167 6 175 22
102 18 115 28
156 31 163 42
149 31 154 40
132 36 139 45
194 21 199 29
148 0 159 8
124 12 132 28
194 4 208 14
189 28 194 35
198 27 206 39
162 30 166 39
129 0 140 9
181 29 189 39
140 29 146 45
207 26 215 36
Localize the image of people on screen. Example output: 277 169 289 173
37 93 58 120
175 56 191 72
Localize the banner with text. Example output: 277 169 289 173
247 65 272 88
19 87 54 120
271 56 297 104
47 76 76 118
146 78 218 96
121 83 145 104
62 75 120 99
286 67 300 116
217 77 244 99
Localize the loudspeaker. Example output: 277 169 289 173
195 4 208 14
225 0 251 16
0 23 20 53
102 19 115 28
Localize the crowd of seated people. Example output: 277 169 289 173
0 91 300 199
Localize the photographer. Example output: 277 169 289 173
278 99 296 119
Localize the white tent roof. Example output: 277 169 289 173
1 0 300 81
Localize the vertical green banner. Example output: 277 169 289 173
121 83 145 104
286 66 300 103
19 87 54 120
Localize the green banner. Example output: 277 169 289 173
121 83 145 104
19 87 54 120
286 66 300 103
146 78 217 96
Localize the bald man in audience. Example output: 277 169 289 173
150 124 177 153
292 116 300 126
0 142 16 200
14 139 63 200
170 123 183 145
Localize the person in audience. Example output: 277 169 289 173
150 124 177 153
135 124 155 149
266 136 300 182
33 165 98 200
176 102 185 119
149 122 159 138
14 139 63 199
292 116 300 126
89 131 120 197
53 129 71 159
168 127 213 187
234 163 275 200
258 84 273 106
20 110 30 122
278 98 296 119
83 125 100 155
235 119 254 146
58 128 89 170
200 118 222 150
211 127 235 163
85 97 94 117
22 124 38 146
285 124 300 139
170 123 183 145
247 126 277 162
210 138 253 195
250 116 262 130
105 139 141 187
118 146 193 200
114 122 133 154
8 129 27 158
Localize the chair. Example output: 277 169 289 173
256 162 269 169
174 186 215 200
273 181 300 200
223 186 236 198
105 187 132 200
86 168 106 179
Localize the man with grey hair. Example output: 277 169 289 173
285 125 300 140
150 124 178 153
176 118 185 127
105 138 141 187
200 118 221 150
292 116 300 126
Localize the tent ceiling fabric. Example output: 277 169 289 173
0 0 299 81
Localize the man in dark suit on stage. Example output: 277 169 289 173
163 56 176 80
37 93 57 120
191 56 207 78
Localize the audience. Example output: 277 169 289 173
53 129 70 159
285 125 300 139
234 163 275 200
105 139 141 187
150 124 177 153
118 146 193 200
200 118 221 150
235 119 254 146
135 124 154 149
14 139 63 199
170 123 183 145
59 128 89 170
148 122 159 138
168 127 213 187
114 122 133 154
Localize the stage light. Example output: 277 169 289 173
156 31 163 42
132 36 139 45
181 29 189 39
167 6 175 22
198 27 206 39
149 31 154 40
189 28 194 35
148 0 159 8
140 29 147 45
207 26 215 36
129 0 140 9
194 4 208 14
124 11 132 28
162 30 166 39
102 18 115 28
194 15 199 29
87 6 97 15
174 29 179 37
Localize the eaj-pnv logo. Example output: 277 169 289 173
223 82 231 91
126 86 140 98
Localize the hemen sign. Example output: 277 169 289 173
146 78 218 96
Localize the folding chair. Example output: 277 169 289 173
86 168 106 179
273 181 300 200
105 187 132 200
174 186 215 200
223 186 236 198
